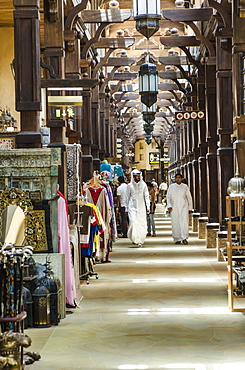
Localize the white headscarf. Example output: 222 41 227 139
131 169 143 184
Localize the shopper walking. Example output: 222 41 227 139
151 178 159 202
126 169 150 246
146 182 156 237
116 176 128 238
166 173 193 245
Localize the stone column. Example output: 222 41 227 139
198 216 208 239
192 212 200 233
206 222 220 249
14 0 42 147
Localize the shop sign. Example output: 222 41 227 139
175 110 205 121
149 152 160 164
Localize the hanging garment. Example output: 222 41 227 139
126 170 150 245
84 187 111 261
58 195 76 307
69 203 95 244
166 183 193 243
69 225 83 304
113 164 124 178
101 182 117 242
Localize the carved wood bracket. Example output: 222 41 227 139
208 0 231 28
185 21 215 57
91 38 135 78
162 7 215 57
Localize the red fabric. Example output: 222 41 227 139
88 187 103 205
80 243 89 248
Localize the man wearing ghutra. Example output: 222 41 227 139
166 173 193 245
126 169 150 246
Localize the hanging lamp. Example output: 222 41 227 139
143 122 154 136
133 0 161 39
142 103 156 124
139 60 158 108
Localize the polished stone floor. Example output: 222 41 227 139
27 205 245 370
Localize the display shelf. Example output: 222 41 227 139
226 196 245 312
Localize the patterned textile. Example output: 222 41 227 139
66 145 79 202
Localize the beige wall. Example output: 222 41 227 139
134 139 160 171
0 28 20 126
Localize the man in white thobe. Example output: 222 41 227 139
166 173 193 244
126 169 150 246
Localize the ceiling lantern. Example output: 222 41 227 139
143 122 154 135
133 0 161 39
139 62 158 108
144 133 153 145
142 103 156 124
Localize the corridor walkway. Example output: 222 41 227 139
28 205 245 370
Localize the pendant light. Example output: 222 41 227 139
139 59 158 108
133 0 161 39
142 103 156 124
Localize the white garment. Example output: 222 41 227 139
159 182 168 191
117 183 128 207
126 171 150 245
166 183 193 242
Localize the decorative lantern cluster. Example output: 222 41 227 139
133 0 159 144
32 258 60 328
24 256 61 329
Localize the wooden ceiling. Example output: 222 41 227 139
0 0 14 28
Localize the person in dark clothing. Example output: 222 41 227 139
116 176 128 238
146 182 156 237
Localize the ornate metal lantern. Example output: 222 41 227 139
39 276 59 326
139 62 158 107
227 172 245 196
22 286 33 328
144 133 152 145
32 285 51 328
143 122 154 135
142 103 156 124
133 0 161 38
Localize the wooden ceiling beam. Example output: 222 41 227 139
94 37 135 49
162 8 213 22
160 36 201 47
159 83 179 91
158 71 183 80
112 72 138 81
159 56 188 66
81 9 132 23
103 57 137 67
41 79 98 89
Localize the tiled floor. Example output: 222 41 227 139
27 205 245 370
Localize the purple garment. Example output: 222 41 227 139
58 196 76 306
101 183 113 207
102 182 117 242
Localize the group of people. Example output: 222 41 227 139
116 170 193 247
